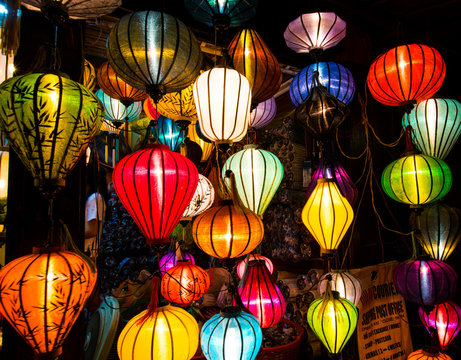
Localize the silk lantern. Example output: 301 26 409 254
159 251 195 274
182 174 215 220
118 304 199 360
193 67 251 144
82 59 96 91
238 260 286 328
22 0 121 19
237 254 274 279
188 122 213 162
143 98 161 121
200 307 262 360
0 247 97 358
228 28 282 105
302 179 354 255
394 259 457 308
403 98 461 160
96 89 142 126
0 73 104 189
381 154 452 206
367 44 446 107
249 97 277 130
156 116 186 152
419 301 461 350
107 11 202 102
113 144 198 244
0 150 8 231
319 270 363 307
407 349 452 360
223 144 283 218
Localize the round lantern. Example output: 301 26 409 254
367 44 446 107
238 260 286 328
381 153 452 206
302 179 354 255
107 11 202 102
290 61 355 107
159 251 195 274
284 12 346 54
223 144 283 218
161 260 210 305
227 28 282 105
188 122 213 162
407 349 452 360
113 144 199 244
193 67 251 144
0 73 104 189
200 307 262 360
156 116 186 152
307 290 358 357
393 259 457 308
403 98 461 160
22 0 121 19
319 270 363 307
249 97 277 130
0 247 97 358
82 59 96 91
96 89 142 126
118 304 199 360
143 98 161 121
237 254 274 279
192 200 264 259
419 301 461 350
417 203 461 261
182 174 215 220
97 61 147 107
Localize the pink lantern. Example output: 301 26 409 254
249 97 277 130
236 254 274 279
159 251 195 274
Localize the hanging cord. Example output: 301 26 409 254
137 276 161 324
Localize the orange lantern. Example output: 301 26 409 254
0 247 97 358
407 349 452 360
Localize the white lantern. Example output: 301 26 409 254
182 174 215 220
318 270 363 306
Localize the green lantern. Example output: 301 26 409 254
381 153 452 206
0 73 104 190
222 144 283 218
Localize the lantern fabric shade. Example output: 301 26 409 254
96 89 142 125
182 174 215 219
143 99 161 121
284 12 346 53
237 254 274 279
319 270 363 307
22 0 121 19
403 98 461 160
249 97 277 130
381 154 452 206
159 251 195 274
188 122 213 162
156 116 186 152
101 119 125 135
82 59 96 91
407 350 452 360
367 44 446 107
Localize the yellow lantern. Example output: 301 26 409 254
302 178 353 255
0 150 7 232
188 122 214 162
82 59 96 91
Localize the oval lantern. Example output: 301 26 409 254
237 254 273 279
96 89 142 126
159 251 195 274
319 270 363 307
367 44 446 107
107 11 202 102
284 12 346 54
394 259 457 308
0 247 97 358
381 153 452 206
118 304 199 360
156 116 186 152
188 122 213 162
249 97 277 130
192 200 264 259
238 260 286 328
182 174 215 220
223 144 283 218
0 73 104 189
403 98 461 160
228 28 282 105
113 144 199 244
82 59 96 91
200 307 262 360
22 0 121 19
407 349 452 360
290 61 355 107
419 301 461 350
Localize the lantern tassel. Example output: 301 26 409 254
138 276 160 324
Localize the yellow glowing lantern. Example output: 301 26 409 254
188 122 214 162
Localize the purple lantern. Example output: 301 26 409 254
250 97 277 130
159 251 195 274
394 259 457 309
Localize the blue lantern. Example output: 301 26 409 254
96 89 142 125
156 116 187 152
290 62 355 107
201 307 262 360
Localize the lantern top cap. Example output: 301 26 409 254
317 178 334 184
32 246 64 254
175 259 193 265
221 306 242 317
243 144 259 150
248 259 267 267
144 144 170 151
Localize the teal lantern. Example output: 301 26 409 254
156 116 187 152
96 89 142 126
223 144 284 218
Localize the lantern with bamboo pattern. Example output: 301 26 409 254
22 0 121 19
188 122 213 162
250 97 277 130
156 116 186 152
237 254 274 279
182 174 215 220
82 59 96 91
319 270 363 307
407 350 452 360
159 251 195 274
96 89 142 126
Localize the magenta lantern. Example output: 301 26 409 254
236 254 274 279
159 251 195 274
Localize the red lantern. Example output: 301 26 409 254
113 144 199 244
367 44 446 107
143 98 161 121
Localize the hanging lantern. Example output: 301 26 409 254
237 254 274 279
307 290 358 357
107 11 202 102
200 307 262 360
101 119 125 135
249 97 277 130
0 247 97 358
393 259 457 308
193 67 251 144
381 153 452 206
192 200 264 259
0 150 8 232
228 28 282 105
182 174 215 220
129 117 151 135
0 73 104 189
290 61 355 107
367 44 446 107
402 98 461 160
159 251 195 274
407 349 452 360
113 144 199 244
188 122 213 162
22 0 121 19
96 89 142 126
238 260 285 328
417 203 461 261
318 270 363 307
97 61 147 107
143 98 161 121
118 304 199 360
82 59 96 91
302 179 354 256
223 144 283 218
284 12 346 54
156 116 186 152
419 301 461 350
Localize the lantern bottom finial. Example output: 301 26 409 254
34 346 63 360
146 85 166 104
